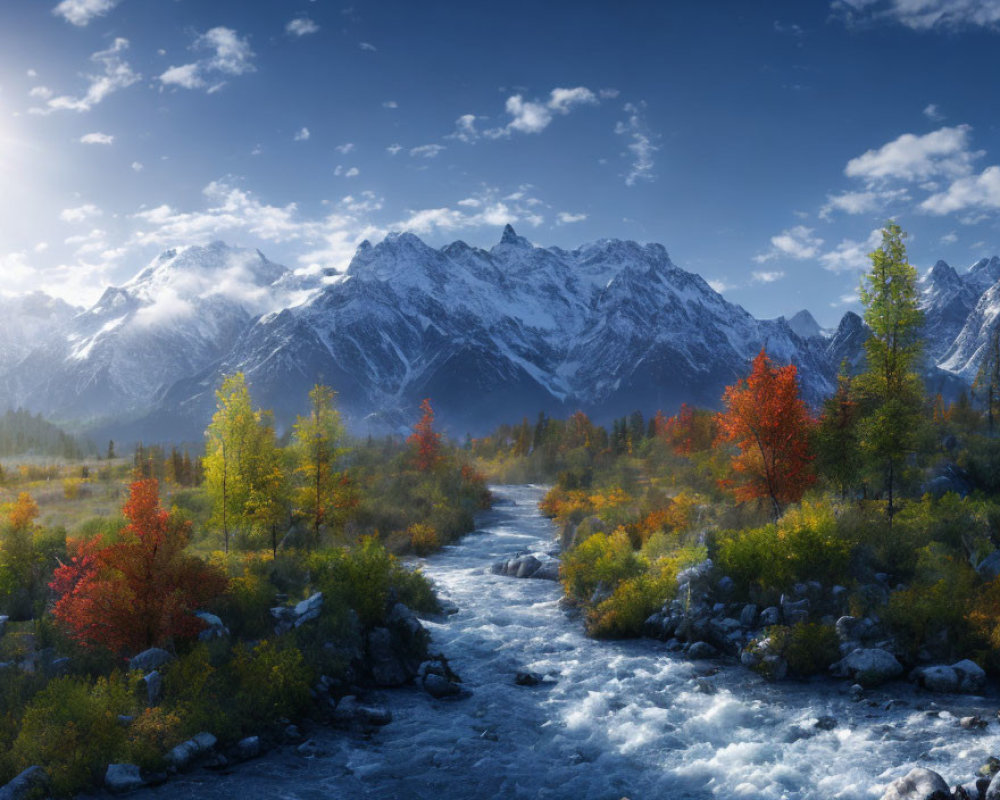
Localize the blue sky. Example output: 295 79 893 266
3 0 1000 325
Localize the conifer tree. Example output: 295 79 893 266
856 222 924 521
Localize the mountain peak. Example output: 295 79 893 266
786 309 823 340
496 224 531 249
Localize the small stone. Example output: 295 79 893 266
423 673 462 698
283 724 302 741
515 671 541 687
687 641 719 660
236 736 261 760
960 715 988 730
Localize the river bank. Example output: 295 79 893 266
112 485 1000 800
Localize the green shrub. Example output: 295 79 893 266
561 528 645 603
310 536 438 629
162 645 234 740
11 673 134 795
714 501 854 598
230 639 312 728
216 571 277 639
587 559 679 638
783 623 840 677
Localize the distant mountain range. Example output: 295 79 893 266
0 227 992 441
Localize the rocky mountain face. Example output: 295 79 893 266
0 228 997 440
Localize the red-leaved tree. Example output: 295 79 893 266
51 479 227 655
658 403 718 455
716 348 816 518
408 398 442 472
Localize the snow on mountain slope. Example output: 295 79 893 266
0 292 79 373
0 242 300 425
147 227 836 439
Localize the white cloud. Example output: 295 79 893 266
615 102 657 186
131 161 143 172
819 188 910 218
941 231 958 244
294 127 310 142
79 132 114 145
754 225 823 262
556 211 587 224
52 0 120 26
334 165 360 177
450 114 479 143
707 279 733 294
752 270 785 283
410 144 445 158
923 103 944 121
818 228 883 272
34 38 139 114
834 0 1000 30
844 125 979 182
60 203 102 223
386 143 403 156
286 18 319 37
921 165 1000 213
359 42 377 52
335 142 355 154
382 100 398 109
160 27 255 92
29 86 53 99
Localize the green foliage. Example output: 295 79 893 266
10 673 133 796
883 543 977 660
782 623 840 677
230 639 312 728
856 222 925 518
714 501 855 598
561 528 645 603
310 536 438 630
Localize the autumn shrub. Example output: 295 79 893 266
311 536 437 630
883 543 977 660
11 673 134 795
714 501 854 599
124 706 184 771
587 550 702 638
408 523 439 556
561 528 645 603
216 570 277 640
162 645 234 740
230 639 312 729
782 622 840 676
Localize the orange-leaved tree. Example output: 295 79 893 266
408 398 442 471
658 403 718 455
50 479 227 655
716 348 816 519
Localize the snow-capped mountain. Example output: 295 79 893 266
144 226 835 439
0 242 304 426
2 228 1000 440
0 292 80 373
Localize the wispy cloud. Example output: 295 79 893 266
615 101 657 186
833 0 1000 30
844 125 979 183
752 269 785 283
754 225 823 262
160 27 255 93
59 203 102 223
923 103 944 121
556 211 587 224
32 38 139 113
286 18 319 37
79 132 114 145
818 228 883 272
410 144 445 158
52 0 120 26
294 127 310 142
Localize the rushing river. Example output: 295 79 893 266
140 485 1000 800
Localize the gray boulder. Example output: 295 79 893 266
0 615 8 637
105 764 144 794
195 611 229 641
532 561 560 581
911 665 959 693
880 767 950 800
332 696 392 727
952 659 987 693
759 606 780 627
781 596 810 625
128 647 172 672
142 670 162 705
831 648 903 687
422 673 462 699
167 732 217 770
739 604 758 628
236 736 261 760
687 641 719 659
0 766 49 800
987 770 1000 800
367 627 411 687
978 551 1000 581
294 592 324 626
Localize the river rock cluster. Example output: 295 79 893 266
641 558 987 693
490 550 561 580
0 591 465 797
